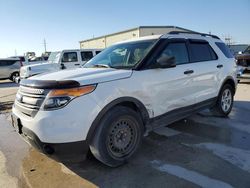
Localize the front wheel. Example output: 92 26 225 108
210 84 234 117
10 72 19 82
90 106 143 167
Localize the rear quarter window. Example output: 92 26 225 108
215 42 234 58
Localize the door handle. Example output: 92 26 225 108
184 70 194 75
217 64 223 68
75 64 80 66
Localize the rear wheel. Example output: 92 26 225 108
10 72 19 82
90 106 143 167
210 84 234 117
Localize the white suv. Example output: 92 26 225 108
12 32 237 167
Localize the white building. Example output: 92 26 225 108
79 26 194 49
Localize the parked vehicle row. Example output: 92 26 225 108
12 31 237 167
19 49 102 80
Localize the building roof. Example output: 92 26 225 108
79 26 195 43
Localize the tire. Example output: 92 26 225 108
10 72 19 82
210 84 234 117
89 106 143 167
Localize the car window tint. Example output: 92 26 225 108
215 42 234 58
96 51 102 55
189 42 217 62
81 51 93 61
159 42 189 65
62 52 78 62
0 60 16 66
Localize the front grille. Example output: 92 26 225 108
14 86 49 117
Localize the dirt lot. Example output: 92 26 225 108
0 78 250 188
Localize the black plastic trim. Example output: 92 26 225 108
86 96 218 141
220 76 236 95
86 97 150 142
20 79 81 89
12 115 89 162
148 97 217 130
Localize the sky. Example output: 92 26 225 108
0 0 249 57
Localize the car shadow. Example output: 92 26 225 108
0 81 18 88
60 100 250 187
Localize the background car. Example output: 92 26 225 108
0 57 23 81
10 56 29 66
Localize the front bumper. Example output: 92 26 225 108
11 113 89 162
12 94 100 143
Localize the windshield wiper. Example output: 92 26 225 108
92 64 111 68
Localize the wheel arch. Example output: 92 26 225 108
220 76 236 95
86 97 150 143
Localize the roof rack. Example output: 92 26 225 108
168 31 220 40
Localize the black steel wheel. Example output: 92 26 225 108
90 106 143 167
107 118 138 159
10 72 19 82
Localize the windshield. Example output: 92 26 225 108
48 52 61 63
83 39 156 69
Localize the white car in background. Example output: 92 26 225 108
19 49 102 80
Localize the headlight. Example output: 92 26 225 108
43 84 96 110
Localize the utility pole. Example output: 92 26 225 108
43 39 47 52
223 34 233 47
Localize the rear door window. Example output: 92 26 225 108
189 41 218 62
81 51 93 61
215 42 234 58
62 52 78 62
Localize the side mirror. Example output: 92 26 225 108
154 54 176 68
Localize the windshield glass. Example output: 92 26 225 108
48 52 61 63
83 39 156 69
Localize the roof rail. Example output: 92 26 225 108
168 31 220 40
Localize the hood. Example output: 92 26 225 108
27 62 56 69
22 62 59 76
30 67 133 85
